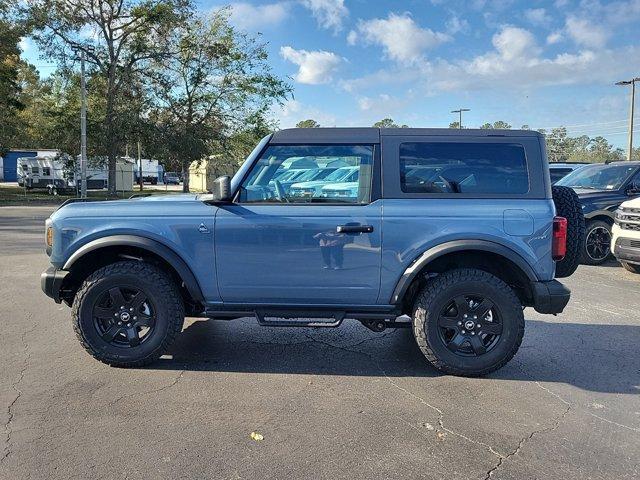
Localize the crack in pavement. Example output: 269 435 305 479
108 369 186 407
303 330 505 459
1 322 37 466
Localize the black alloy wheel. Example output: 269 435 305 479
584 221 612 264
92 285 156 348
437 294 502 357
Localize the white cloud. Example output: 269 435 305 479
273 99 336 127
227 2 289 30
353 13 450 64
524 8 552 26
445 15 469 34
346 30 358 46
300 0 348 32
565 16 608 48
280 46 343 84
547 31 563 45
489 26 540 62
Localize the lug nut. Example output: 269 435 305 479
127 323 131 327
118 321 122 325
461 329 466 334
133 316 137 320
473 315 477 320
471 332 475 335
114 313 118 317
457 321 462 326
477 324 481 328
130 307 133 312
463 314 468 318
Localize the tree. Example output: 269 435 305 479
146 9 290 192
449 121 462 129
373 118 408 128
296 119 320 128
480 120 512 129
0 1 27 154
28 0 192 194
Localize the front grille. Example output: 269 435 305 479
631 240 640 248
617 238 640 248
616 207 640 232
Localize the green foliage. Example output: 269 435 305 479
296 119 321 128
448 121 462 129
480 121 512 129
373 118 408 128
540 127 624 163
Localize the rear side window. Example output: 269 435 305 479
399 142 529 195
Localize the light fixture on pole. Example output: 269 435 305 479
616 77 640 161
451 108 470 129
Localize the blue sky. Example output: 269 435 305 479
22 0 640 147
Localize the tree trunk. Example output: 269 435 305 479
182 159 190 193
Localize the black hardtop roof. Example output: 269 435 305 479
270 127 543 144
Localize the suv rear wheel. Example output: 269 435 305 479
71 260 184 367
582 220 612 265
412 269 524 377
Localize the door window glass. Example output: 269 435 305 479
239 145 374 204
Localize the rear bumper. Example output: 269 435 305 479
613 238 640 265
41 267 69 304
531 280 571 314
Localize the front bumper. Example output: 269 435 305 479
41 267 70 303
531 280 571 314
613 238 640 265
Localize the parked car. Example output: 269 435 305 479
612 196 640 273
549 162 588 184
289 166 359 198
41 128 583 376
164 172 180 185
556 161 640 264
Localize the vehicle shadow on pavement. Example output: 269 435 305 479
152 318 640 395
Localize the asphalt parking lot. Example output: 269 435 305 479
1 205 638 480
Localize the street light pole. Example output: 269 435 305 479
616 77 639 161
451 108 470 129
76 50 88 198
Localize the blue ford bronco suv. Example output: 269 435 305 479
41 128 584 376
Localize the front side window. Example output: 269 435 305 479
400 142 529 194
238 145 374 204
31 167 39 174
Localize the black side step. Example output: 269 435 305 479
255 309 345 327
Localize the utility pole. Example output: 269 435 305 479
78 50 87 198
616 77 639 161
138 141 143 192
451 108 470 129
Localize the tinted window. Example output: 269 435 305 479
31 167 39 174
239 145 373 204
550 168 572 183
42 167 51 176
556 164 637 190
399 142 529 194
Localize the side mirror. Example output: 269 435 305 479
211 176 232 202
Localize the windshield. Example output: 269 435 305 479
555 164 637 190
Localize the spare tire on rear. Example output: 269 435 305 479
552 185 585 278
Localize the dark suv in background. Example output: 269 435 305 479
556 161 640 264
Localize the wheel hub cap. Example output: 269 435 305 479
119 311 131 322
464 320 476 330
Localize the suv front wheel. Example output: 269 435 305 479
71 260 185 367
412 269 524 377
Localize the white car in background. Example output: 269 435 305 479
289 166 359 198
612 196 640 273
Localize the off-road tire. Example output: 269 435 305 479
412 269 524 377
621 261 640 274
552 185 585 278
581 219 612 265
72 260 184 367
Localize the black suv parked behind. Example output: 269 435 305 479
555 161 640 264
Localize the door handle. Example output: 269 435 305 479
336 225 374 234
